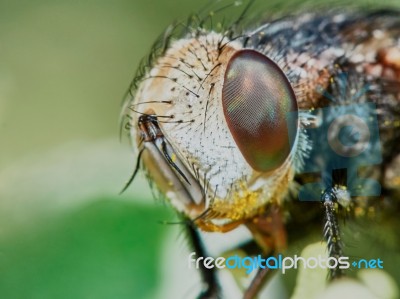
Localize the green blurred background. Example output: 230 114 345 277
0 1 399 299
0 1 206 298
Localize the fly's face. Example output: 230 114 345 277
129 32 301 229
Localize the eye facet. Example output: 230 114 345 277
222 49 298 172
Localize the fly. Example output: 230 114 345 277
120 1 400 298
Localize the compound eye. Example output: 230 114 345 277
222 50 298 172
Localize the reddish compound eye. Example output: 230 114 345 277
222 49 298 172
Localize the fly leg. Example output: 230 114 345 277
321 188 344 279
242 250 275 299
186 223 221 299
243 206 286 299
